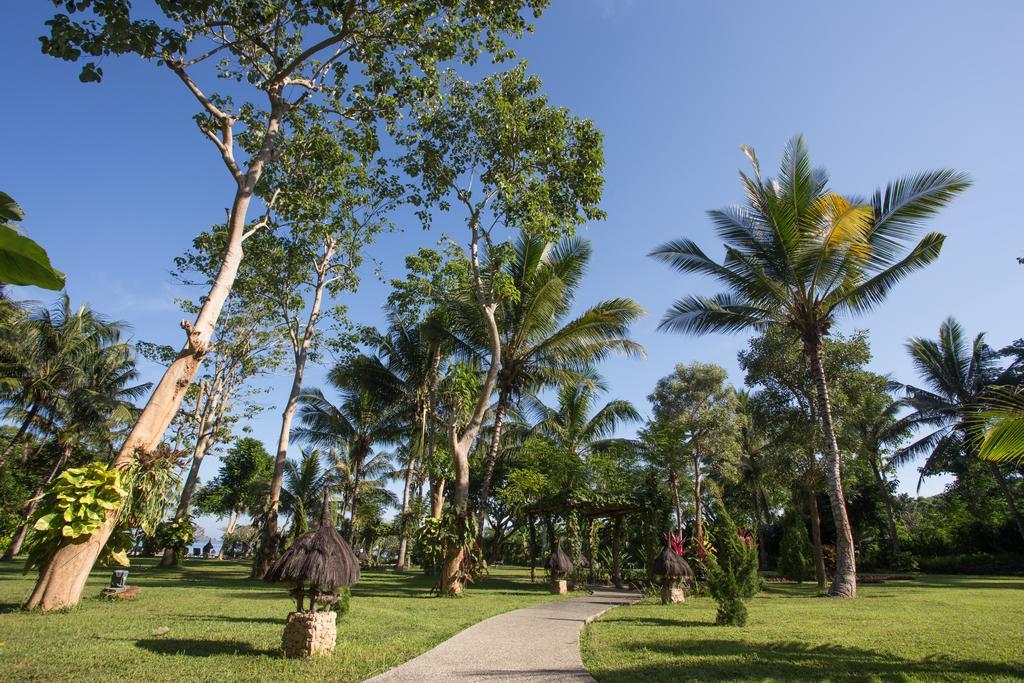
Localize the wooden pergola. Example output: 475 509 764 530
526 495 650 589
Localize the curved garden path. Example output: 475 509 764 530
367 586 639 682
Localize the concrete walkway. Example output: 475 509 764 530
367 586 639 682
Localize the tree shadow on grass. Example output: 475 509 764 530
606 616 710 628
135 638 277 658
222 591 291 601
609 638 1022 681
176 614 283 626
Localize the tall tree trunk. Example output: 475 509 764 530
163 382 228 567
989 461 1024 543
808 489 827 589
395 455 417 571
528 514 538 583
669 468 683 531
26 102 284 608
256 261 331 578
475 389 509 532
0 402 38 468
806 338 857 598
753 488 767 570
3 445 71 561
217 508 237 560
254 350 306 578
869 457 901 556
430 477 445 518
693 456 703 545
439 215 501 596
348 451 366 545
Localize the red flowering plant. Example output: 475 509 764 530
664 530 685 556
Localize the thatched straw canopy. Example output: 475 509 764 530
651 546 693 579
264 491 360 590
544 541 574 576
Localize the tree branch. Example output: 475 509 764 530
242 188 282 240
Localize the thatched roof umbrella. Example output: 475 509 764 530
651 546 693 580
544 541 574 578
265 488 360 612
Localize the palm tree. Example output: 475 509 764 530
527 381 641 465
346 317 444 569
848 386 908 558
650 136 970 597
461 234 645 530
291 365 402 543
330 450 398 550
0 296 126 466
896 317 1024 542
280 449 327 541
2 308 148 560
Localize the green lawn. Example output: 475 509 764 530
581 575 1024 682
0 558 564 682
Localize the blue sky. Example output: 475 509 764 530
3 1 1021 540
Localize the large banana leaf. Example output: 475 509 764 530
0 192 65 290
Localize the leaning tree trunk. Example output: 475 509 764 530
3 445 71 561
869 457 901 556
25 93 284 610
807 338 857 598
989 461 1024 543
162 391 225 567
808 490 827 589
475 388 509 532
161 435 214 567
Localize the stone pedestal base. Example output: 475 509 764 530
101 586 140 601
282 611 336 658
661 583 684 604
549 579 568 595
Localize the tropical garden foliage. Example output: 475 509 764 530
0 4 1021 682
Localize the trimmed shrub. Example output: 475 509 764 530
778 511 814 583
706 499 760 626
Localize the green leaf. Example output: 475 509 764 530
0 224 65 290
0 192 25 222
33 513 58 531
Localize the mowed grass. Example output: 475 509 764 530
581 575 1024 682
0 558 564 682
